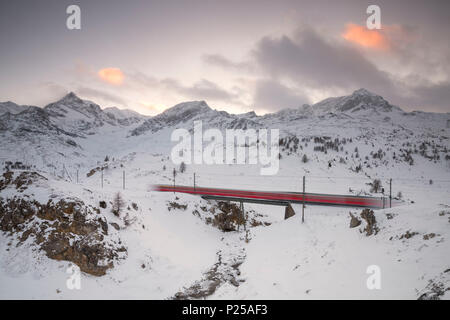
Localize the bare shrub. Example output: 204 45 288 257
370 179 382 193
112 192 125 217
167 201 187 211
211 202 245 232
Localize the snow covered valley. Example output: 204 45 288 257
0 89 449 299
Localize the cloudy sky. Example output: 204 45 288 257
1 0 449 115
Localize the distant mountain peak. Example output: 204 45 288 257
310 88 401 115
171 100 210 110
159 100 212 118
59 91 83 103
351 88 377 97
0 101 31 115
240 111 257 118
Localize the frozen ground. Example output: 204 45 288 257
0 152 448 300
0 90 449 299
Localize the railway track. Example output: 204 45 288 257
153 184 394 209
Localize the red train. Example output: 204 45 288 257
153 184 391 209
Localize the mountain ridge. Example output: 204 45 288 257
2 88 448 122
1 88 448 140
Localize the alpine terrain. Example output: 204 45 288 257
0 88 449 299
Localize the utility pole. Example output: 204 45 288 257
63 164 72 182
101 167 103 188
302 175 305 223
241 201 245 232
123 170 125 190
76 169 79 184
389 178 392 208
173 168 176 194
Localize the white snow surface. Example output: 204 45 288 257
0 89 449 299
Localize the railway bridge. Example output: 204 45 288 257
154 184 393 220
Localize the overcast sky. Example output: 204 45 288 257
1 0 449 115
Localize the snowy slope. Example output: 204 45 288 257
130 100 262 136
0 88 449 299
0 101 32 115
103 106 147 126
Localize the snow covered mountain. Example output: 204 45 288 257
0 88 448 174
0 93 147 138
43 92 147 135
132 88 448 137
104 106 148 126
0 101 32 115
0 88 449 300
130 100 262 136
310 88 402 115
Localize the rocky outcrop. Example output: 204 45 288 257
360 208 379 236
0 171 127 276
0 171 47 192
189 200 270 232
349 212 361 228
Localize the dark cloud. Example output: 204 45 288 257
216 24 449 113
128 72 239 104
253 26 392 93
253 79 309 112
164 78 237 102
2 1 450 114
393 81 450 113
414 82 450 110
76 87 127 107
202 54 254 72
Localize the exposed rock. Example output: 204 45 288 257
0 171 47 192
423 233 437 240
167 201 187 211
110 222 120 231
0 174 127 277
400 230 419 239
192 201 268 232
418 279 449 300
349 212 361 228
86 166 107 177
172 250 245 300
385 213 396 220
360 208 379 236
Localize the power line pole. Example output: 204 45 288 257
63 164 72 182
173 168 176 194
302 175 305 223
123 170 125 190
389 178 392 208
241 201 245 232
76 169 79 184
101 167 103 188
